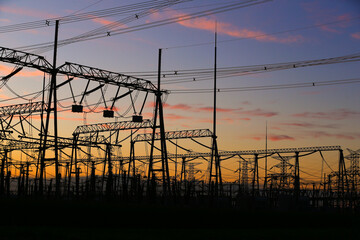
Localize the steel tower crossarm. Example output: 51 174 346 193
0 101 47 117
73 119 153 135
0 142 40 152
133 129 212 142
0 46 52 72
57 62 166 94
0 138 77 151
0 47 169 94
21 135 115 147
118 145 342 162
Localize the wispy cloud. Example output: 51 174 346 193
164 113 191 121
96 106 120 112
269 134 295 141
163 103 193 111
238 109 278 117
302 2 354 33
151 10 303 44
0 94 11 100
198 106 242 113
307 131 360 140
351 32 360 40
152 102 243 114
161 102 278 117
0 6 56 19
0 64 43 77
280 122 338 129
292 109 360 120
250 134 295 142
319 14 352 33
145 102 277 124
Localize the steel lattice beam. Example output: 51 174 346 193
2 145 342 165
0 101 46 117
0 46 167 94
0 142 40 151
0 46 52 72
73 119 153 135
22 135 115 147
57 62 164 93
119 145 342 161
133 129 212 142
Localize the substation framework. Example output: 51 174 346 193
0 25 173 197
0 23 359 209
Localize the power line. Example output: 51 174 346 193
0 0 189 34
120 52 360 81
15 0 272 53
164 16 360 49
169 78 360 94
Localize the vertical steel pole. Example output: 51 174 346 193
52 20 60 196
40 20 59 195
294 151 300 199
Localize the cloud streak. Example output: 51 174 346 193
280 122 338 129
161 102 278 117
250 134 295 142
302 2 353 33
0 6 56 19
292 109 360 120
0 64 43 78
307 131 360 140
351 32 360 40
152 10 303 44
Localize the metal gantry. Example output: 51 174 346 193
0 101 46 117
74 120 153 135
0 43 170 195
0 29 358 210
133 129 212 142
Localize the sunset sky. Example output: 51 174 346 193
0 0 359 181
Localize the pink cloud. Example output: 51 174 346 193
96 106 119 112
302 3 353 33
218 117 251 124
269 134 295 141
250 134 295 141
0 64 43 77
308 131 360 140
152 10 303 44
148 102 276 119
92 18 115 26
292 109 360 120
162 102 242 113
351 32 360 40
251 136 262 141
30 115 84 122
90 15 128 28
0 94 11 100
197 118 212 123
142 112 153 119
198 106 241 113
239 109 278 117
164 113 191 121
280 122 338 129
163 103 193 111
0 6 56 19
178 15 303 43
